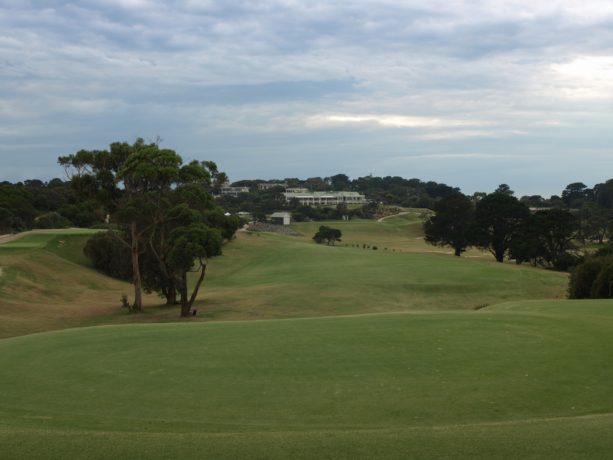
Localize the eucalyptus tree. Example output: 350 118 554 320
59 139 229 314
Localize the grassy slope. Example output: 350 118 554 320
0 231 159 338
1 217 569 334
197 228 567 320
1 302 613 458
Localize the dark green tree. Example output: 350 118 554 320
472 193 530 262
313 226 342 245
423 193 474 256
167 223 223 316
510 209 578 269
494 184 514 196
569 256 613 299
578 204 613 244
60 140 233 314
562 182 592 208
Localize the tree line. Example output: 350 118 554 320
423 190 578 269
423 183 613 299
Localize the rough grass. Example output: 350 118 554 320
2 303 613 458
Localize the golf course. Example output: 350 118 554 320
1 213 612 458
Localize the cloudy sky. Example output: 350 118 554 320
1 0 613 195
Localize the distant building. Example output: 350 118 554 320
283 191 366 206
220 185 250 197
285 187 310 193
270 211 291 226
258 182 288 190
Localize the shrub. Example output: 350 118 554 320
84 231 132 280
33 212 71 229
568 256 613 299
591 263 613 298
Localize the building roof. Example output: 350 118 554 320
271 212 291 218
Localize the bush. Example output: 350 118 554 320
84 231 132 280
568 256 613 299
33 212 71 229
591 263 613 298
312 226 342 245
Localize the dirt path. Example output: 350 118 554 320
0 229 80 245
0 231 34 245
377 211 414 222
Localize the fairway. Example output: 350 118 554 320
2 303 613 458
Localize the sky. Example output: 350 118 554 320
1 0 613 196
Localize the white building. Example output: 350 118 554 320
270 211 291 225
283 191 366 206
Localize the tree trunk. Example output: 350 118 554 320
187 262 207 310
454 247 462 257
180 272 190 317
130 221 143 311
165 285 177 305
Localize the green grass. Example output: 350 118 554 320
2 303 613 458
196 230 567 320
0 219 569 334
290 213 427 251
0 222 608 457
0 228 97 250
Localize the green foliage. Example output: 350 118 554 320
591 263 613 298
33 212 71 229
423 193 474 256
60 139 234 314
312 225 342 245
472 193 530 262
168 224 223 270
83 231 132 281
568 256 613 299
510 209 578 269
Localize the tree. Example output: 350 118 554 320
578 204 613 244
510 209 578 269
562 182 592 208
594 179 613 208
472 193 530 262
423 193 474 256
494 184 514 196
167 223 223 316
313 226 342 245
60 139 233 314
329 174 351 191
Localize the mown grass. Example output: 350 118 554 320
290 212 429 251
1 303 613 458
195 230 567 320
